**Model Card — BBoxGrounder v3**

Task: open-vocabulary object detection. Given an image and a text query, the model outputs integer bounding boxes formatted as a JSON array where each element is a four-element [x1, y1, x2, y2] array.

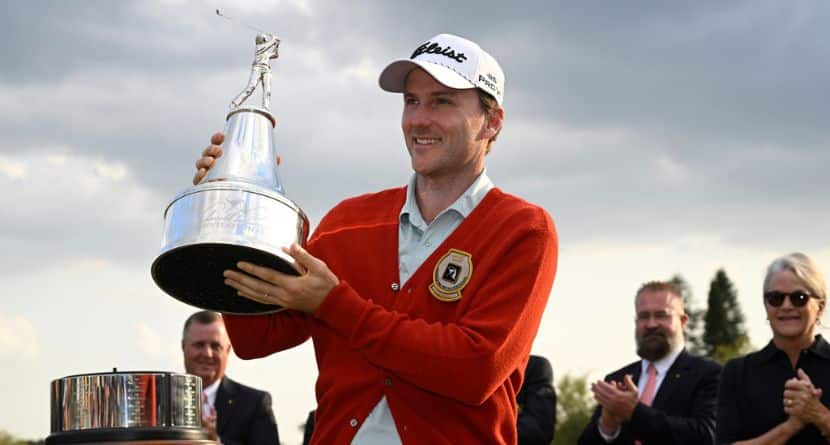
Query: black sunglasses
[[763, 290, 815, 308]]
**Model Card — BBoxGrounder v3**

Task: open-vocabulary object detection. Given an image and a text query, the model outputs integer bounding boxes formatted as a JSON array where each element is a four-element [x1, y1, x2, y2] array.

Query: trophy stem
[[228, 106, 276, 127], [202, 106, 284, 194]]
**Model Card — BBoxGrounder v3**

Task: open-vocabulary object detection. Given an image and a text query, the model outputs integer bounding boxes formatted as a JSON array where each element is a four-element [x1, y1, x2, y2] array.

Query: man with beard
[[182, 311, 280, 445], [577, 281, 721, 445]]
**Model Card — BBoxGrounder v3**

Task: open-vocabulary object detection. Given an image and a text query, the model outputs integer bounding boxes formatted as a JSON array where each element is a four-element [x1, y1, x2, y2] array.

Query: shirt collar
[[759, 334, 830, 363], [203, 378, 220, 402], [641, 341, 685, 377], [399, 170, 494, 228], [757, 340, 779, 364], [812, 334, 830, 359]]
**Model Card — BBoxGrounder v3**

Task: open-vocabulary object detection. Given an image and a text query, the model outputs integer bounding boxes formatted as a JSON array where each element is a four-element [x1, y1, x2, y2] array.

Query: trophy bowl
[[151, 107, 309, 314], [47, 371, 212, 444]]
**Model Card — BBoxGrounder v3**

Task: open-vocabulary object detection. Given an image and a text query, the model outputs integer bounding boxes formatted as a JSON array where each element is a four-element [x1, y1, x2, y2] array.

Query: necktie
[[641, 363, 658, 406], [202, 390, 212, 417], [635, 364, 658, 445]]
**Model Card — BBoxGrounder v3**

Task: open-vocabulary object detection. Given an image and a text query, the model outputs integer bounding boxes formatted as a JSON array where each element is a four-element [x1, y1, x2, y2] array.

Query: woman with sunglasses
[[716, 252, 830, 444]]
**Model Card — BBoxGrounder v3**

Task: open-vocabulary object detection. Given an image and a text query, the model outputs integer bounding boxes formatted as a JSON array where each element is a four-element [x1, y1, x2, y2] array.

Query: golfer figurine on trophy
[[231, 33, 281, 110]]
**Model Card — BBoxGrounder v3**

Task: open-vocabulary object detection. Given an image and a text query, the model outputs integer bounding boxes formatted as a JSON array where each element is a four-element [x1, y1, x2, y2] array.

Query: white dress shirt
[[202, 379, 220, 417]]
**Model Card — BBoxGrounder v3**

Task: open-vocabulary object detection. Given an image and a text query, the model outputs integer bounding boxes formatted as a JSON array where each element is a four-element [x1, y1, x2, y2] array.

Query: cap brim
[[379, 59, 475, 93]]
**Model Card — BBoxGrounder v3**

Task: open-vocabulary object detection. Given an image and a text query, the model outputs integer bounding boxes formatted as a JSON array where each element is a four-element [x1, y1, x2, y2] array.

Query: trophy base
[[151, 243, 299, 314], [46, 428, 211, 444]]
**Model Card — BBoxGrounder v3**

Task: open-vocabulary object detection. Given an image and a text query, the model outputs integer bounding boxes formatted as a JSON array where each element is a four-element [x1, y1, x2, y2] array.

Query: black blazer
[[578, 350, 721, 445], [517, 355, 557, 445], [216, 376, 280, 445]]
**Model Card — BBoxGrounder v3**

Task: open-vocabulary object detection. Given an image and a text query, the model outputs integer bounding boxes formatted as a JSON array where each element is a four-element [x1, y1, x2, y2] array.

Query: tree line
[[552, 269, 750, 445], [0, 431, 42, 445]]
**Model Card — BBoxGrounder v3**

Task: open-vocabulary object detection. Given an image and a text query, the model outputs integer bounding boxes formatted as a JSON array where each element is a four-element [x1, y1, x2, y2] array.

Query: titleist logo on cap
[[411, 42, 468, 63]]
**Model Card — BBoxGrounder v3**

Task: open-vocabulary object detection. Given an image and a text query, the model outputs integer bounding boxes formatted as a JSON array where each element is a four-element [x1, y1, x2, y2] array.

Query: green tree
[[703, 269, 751, 362], [0, 430, 37, 445], [552, 373, 594, 445], [670, 274, 706, 356]]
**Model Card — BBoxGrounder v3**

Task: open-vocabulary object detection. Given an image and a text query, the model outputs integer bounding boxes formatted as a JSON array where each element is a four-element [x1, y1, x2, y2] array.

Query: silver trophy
[[151, 27, 308, 314]]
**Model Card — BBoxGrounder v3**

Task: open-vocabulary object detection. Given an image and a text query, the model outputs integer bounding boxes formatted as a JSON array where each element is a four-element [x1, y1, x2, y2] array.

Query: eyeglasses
[[636, 311, 673, 322], [763, 290, 815, 308]]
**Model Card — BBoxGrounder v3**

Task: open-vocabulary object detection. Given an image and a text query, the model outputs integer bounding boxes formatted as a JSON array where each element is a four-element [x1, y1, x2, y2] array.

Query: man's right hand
[[193, 132, 225, 185]]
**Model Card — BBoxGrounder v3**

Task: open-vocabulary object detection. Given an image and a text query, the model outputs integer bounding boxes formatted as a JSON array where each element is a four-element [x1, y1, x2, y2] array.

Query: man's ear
[[482, 107, 504, 139]]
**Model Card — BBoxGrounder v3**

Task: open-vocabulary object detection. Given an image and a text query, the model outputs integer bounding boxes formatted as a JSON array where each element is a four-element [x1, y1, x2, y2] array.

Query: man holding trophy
[[191, 33, 558, 444]]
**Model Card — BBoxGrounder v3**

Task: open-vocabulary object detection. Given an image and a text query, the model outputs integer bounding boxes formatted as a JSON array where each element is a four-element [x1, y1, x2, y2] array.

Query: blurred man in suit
[[578, 281, 721, 445], [302, 410, 315, 445], [517, 355, 557, 445], [182, 310, 280, 445]]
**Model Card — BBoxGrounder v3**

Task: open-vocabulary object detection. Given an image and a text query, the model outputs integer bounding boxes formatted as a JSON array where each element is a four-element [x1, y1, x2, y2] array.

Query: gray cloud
[[1, 0, 828, 274]]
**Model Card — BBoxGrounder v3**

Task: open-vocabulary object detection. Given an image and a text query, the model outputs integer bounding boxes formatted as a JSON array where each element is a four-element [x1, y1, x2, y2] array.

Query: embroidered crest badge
[[429, 249, 473, 302]]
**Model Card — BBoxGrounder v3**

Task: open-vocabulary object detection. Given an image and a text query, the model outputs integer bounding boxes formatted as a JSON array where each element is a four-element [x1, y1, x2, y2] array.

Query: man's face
[[182, 321, 231, 387], [635, 290, 688, 361], [401, 68, 495, 180]]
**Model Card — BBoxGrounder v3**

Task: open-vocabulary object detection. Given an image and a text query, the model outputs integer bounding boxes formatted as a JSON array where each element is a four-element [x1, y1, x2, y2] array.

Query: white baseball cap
[[379, 33, 505, 105]]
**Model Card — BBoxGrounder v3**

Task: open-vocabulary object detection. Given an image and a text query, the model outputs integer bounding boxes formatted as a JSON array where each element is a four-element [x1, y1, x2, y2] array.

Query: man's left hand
[[592, 374, 640, 422], [223, 243, 340, 313]]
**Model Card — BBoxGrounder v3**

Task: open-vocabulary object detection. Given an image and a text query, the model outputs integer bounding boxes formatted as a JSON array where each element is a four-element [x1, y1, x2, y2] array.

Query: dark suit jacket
[[578, 350, 721, 445], [517, 355, 557, 445], [216, 376, 280, 445]]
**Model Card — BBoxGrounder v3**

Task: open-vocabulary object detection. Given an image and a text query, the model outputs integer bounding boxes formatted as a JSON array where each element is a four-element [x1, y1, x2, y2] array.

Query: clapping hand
[[592, 375, 640, 434], [784, 368, 827, 426]]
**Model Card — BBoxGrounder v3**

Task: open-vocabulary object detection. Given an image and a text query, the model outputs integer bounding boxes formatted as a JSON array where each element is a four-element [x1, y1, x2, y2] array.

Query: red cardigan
[[224, 186, 558, 444]]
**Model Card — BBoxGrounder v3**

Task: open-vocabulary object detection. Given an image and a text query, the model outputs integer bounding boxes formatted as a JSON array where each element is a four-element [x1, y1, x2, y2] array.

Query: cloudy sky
[[1, 1, 828, 443]]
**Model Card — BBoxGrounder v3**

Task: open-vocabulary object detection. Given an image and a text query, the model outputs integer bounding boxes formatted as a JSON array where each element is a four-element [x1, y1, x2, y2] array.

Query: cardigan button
[[384, 378, 392, 386], [349, 418, 358, 427], [391, 282, 400, 291]]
